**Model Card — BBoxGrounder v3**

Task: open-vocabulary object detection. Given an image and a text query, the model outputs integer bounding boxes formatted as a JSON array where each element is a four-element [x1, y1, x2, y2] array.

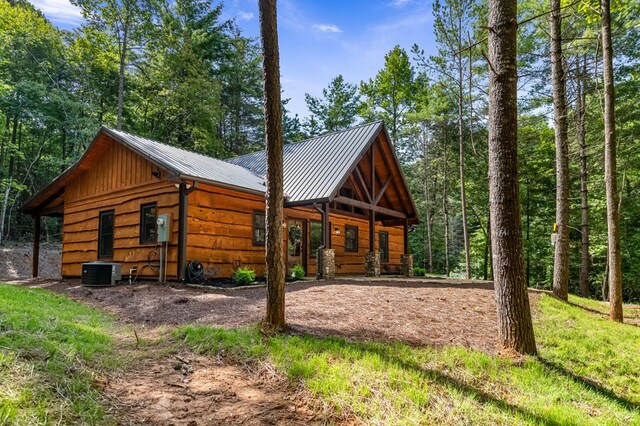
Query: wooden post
[[177, 182, 188, 281], [322, 201, 330, 249], [369, 143, 376, 252], [32, 215, 41, 278]]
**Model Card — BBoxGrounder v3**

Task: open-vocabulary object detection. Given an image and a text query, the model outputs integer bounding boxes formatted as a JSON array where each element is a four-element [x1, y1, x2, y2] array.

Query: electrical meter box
[[157, 214, 171, 242]]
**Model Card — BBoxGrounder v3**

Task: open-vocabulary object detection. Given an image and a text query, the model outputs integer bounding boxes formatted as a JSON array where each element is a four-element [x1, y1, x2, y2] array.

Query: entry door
[[287, 219, 306, 273]]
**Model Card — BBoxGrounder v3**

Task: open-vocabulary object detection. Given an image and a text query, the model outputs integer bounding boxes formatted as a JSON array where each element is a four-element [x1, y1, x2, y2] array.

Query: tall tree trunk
[[577, 55, 590, 298], [442, 129, 450, 277], [550, 0, 570, 301], [117, 24, 129, 130], [601, 0, 623, 322], [458, 40, 471, 280], [525, 171, 531, 287], [423, 125, 434, 273], [259, 0, 286, 329], [487, 0, 537, 354]]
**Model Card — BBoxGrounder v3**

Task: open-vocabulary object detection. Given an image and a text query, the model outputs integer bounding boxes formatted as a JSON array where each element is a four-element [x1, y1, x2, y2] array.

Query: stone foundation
[[317, 249, 335, 280], [365, 251, 381, 277], [401, 254, 414, 277]]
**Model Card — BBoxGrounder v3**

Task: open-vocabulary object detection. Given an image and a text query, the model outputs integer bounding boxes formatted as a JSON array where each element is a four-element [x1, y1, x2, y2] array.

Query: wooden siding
[[187, 183, 405, 278], [62, 140, 178, 278]]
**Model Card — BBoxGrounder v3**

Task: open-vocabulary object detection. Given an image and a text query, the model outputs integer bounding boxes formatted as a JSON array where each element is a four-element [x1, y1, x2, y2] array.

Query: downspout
[[177, 180, 198, 282]]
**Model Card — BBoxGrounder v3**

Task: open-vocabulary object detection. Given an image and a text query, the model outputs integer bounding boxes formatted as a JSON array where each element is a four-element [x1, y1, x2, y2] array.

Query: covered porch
[[285, 126, 418, 278]]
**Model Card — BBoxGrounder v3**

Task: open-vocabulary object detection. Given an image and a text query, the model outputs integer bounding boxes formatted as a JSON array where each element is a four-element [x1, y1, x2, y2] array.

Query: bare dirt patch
[[23, 277, 500, 352], [0, 243, 61, 280], [107, 351, 325, 426]]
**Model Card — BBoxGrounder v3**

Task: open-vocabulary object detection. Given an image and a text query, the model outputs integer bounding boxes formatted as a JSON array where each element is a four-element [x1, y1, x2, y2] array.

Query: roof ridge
[[226, 120, 384, 162]]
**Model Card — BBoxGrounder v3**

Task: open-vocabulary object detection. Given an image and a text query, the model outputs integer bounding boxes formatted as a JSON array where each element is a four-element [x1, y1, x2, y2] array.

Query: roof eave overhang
[[175, 174, 268, 198]]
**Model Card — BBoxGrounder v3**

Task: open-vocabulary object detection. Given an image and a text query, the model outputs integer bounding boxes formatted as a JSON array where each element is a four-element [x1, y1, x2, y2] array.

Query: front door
[[287, 219, 306, 273]]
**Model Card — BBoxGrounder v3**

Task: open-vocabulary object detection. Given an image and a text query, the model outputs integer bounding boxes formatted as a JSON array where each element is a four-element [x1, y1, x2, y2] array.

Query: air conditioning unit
[[82, 262, 122, 287]]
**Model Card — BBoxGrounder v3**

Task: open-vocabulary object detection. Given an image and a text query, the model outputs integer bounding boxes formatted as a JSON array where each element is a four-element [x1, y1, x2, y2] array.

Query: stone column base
[[317, 249, 335, 280], [401, 254, 414, 277], [365, 251, 381, 277]]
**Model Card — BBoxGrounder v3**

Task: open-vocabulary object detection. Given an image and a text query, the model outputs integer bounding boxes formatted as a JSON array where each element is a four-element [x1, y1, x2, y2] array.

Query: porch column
[[32, 214, 41, 278], [317, 201, 335, 280], [322, 201, 330, 249]]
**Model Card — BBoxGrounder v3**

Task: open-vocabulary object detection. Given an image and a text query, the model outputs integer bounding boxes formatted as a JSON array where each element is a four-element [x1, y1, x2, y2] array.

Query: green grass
[[0, 284, 121, 425], [176, 294, 640, 425], [567, 294, 640, 321]]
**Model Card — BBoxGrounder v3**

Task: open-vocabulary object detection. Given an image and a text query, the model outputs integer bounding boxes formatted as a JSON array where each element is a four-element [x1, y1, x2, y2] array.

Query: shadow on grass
[[537, 357, 640, 411], [560, 299, 640, 328], [275, 329, 562, 425]]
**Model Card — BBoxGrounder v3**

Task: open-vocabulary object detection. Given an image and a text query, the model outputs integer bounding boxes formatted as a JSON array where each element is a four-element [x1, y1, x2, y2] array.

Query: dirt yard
[[24, 277, 500, 352]]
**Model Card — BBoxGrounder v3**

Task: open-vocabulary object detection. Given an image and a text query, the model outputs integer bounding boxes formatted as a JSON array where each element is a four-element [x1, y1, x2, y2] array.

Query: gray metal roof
[[104, 127, 267, 194], [226, 121, 383, 203]]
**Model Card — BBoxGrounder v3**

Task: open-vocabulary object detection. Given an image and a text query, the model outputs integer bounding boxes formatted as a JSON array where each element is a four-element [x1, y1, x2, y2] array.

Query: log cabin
[[21, 121, 419, 281]]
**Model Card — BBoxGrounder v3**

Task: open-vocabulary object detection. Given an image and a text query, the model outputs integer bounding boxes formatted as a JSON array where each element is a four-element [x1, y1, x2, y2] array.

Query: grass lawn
[[176, 294, 640, 425], [0, 284, 121, 425]]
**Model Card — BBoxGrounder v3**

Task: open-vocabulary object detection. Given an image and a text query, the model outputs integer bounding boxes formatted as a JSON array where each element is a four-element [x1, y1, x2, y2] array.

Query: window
[[140, 203, 157, 244], [310, 221, 323, 256], [253, 211, 265, 246], [98, 210, 115, 259], [345, 225, 358, 252], [379, 231, 389, 262]]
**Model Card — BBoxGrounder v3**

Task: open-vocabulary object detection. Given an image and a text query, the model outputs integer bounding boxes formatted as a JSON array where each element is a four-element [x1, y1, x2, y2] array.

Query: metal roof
[[103, 128, 267, 194], [227, 121, 384, 203]]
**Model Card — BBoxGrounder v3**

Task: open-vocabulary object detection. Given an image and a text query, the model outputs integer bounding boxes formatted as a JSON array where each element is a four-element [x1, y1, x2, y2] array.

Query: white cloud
[[237, 11, 254, 21], [389, 0, 412, 6], [312, 23, 342, 33], [29, 0, 84, 26]]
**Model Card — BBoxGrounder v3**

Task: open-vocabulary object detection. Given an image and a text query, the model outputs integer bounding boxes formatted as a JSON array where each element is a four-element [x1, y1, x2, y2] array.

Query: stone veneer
[[401, 254, 414, 277], [365, 251, 381, 277], [317, 248, 335, 280]]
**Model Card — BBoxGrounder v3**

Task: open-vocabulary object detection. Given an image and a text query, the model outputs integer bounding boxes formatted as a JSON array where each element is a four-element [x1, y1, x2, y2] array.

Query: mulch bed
[[23, 277, 501, 352]]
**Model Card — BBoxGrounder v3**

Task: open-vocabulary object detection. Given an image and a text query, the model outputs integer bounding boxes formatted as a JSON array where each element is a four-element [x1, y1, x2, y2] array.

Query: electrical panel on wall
[[157, 214, 171, 242]]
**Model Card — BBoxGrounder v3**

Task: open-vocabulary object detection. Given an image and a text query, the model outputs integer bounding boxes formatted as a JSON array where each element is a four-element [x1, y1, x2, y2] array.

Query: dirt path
[[107, 349, 324, 425]]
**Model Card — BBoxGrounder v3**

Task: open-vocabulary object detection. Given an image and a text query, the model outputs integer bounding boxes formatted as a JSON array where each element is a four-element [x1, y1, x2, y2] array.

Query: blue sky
[[28, 0, 436, 118]]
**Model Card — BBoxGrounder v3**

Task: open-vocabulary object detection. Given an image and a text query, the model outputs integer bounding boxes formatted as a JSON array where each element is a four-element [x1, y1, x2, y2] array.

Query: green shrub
[[291, 264, 305, 279], [413, 267, 426, 276], [233, 267, 256, 285]]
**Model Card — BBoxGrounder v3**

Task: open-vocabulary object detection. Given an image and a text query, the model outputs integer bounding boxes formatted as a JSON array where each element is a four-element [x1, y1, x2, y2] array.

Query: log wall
[[187, 183, 405, 278]]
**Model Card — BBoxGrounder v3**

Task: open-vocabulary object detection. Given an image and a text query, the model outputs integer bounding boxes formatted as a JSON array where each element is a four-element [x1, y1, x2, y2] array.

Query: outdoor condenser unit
[[81, 262, 122, 287]]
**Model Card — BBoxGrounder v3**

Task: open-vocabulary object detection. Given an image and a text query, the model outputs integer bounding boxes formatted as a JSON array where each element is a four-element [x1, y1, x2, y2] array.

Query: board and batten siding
[[62, 140, 179, 278]]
